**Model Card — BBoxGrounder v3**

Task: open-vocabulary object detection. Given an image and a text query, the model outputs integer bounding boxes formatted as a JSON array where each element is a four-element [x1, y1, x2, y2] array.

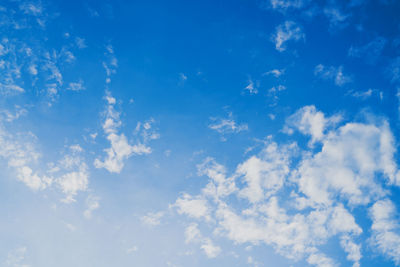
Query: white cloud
[[1, 106, 27, 122], [293, 121, 398, 206], [314, 64, 351, 86], [184, 223, 221, 258], [197, 157, 236, 200], [236, 142, 293, 203], [172, 193, 211, 221], [55, 145, 89, 203], [264, 68, 285, 78], [172, 105, 400, 266], [83, 195, 100, 219], [94, 93, 152, 173], [268, 0, 309, 12], [0, 117, 91, 201], [284, 105, 341, 144], [340, 235, 362, 267], [348, 89, 375, 99], [245, 78, 258, 94], [75, 37, 87, 49], [141, 211, 164, 226], [272, 21, 305, 52], [200, 239, 221, 258], [19, 2, 43, 16], [126, 246, 138, 254], [209, 112, 248, 138], [369, 199, 400, 264], [67, 80, 85, 91], [323, 7, 349, 28], [307, 252, 337, 267], [103, 45, 118, 84], [269, 84, 286, 93]]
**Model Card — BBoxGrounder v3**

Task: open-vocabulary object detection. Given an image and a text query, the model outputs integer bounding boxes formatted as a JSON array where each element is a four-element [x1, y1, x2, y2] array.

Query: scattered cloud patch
[[185, 223, 221, 258], [369, 199, 400, 265], [141, 211, 164, 226], [208, 112, 248, 140], [172, 106, 400, 266], [268, 0, 309, 12], [5, 246, 29, 267], [272, 21, 305, 52], [314, 64, 351, 86], [264, 68, 285, 78], [67, 80, 85, 91], [245, 78, 259, 94], [94, 93, 153, 173], [84, 195, 100, 219]]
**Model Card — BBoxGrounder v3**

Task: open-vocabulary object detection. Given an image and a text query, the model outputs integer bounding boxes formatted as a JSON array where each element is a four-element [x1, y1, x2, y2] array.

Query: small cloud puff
[[272, 21, 305, 52]]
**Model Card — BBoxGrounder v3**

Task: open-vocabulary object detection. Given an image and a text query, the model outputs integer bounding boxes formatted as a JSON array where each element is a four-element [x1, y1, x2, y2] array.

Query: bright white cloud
[[184, 223, 221, 258], [94, 93, 152, 173], [209, 112, 248, 138], [369, 199, 400, 265], [172, 105, 400, 266], [272, 21, 305, 52], [284, 105, 341, 144], [172, 193, 211, 221]]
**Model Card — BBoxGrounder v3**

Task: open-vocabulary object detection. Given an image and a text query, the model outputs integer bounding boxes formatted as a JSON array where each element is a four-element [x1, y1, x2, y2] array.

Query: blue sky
[[1, 0, 400, 266]]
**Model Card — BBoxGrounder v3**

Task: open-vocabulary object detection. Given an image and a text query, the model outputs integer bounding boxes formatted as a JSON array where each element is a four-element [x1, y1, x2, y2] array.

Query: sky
[[1, 0, 400, 266]]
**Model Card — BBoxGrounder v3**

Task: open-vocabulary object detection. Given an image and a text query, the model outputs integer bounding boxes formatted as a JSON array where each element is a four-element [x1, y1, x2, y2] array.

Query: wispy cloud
[[314, 64, 351, 86], [348, 37, 386, 64], [264, 68, 285, 78], [141, 211, 164, 226], [94, 93, 153, 173], [272, 21, 305, 52], [208, 112, 248, 140], [244, 78, 258, 94]]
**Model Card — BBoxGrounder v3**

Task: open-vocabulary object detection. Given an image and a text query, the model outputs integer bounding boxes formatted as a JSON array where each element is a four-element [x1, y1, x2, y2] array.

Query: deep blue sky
[[1, 0, 400, 266]]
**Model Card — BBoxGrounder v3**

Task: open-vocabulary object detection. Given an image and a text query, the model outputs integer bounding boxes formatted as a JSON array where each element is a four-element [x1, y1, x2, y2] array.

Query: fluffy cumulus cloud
[[272, 21, 305, 52], [171, 105, 400, 266], [94, 93, 153, 173]]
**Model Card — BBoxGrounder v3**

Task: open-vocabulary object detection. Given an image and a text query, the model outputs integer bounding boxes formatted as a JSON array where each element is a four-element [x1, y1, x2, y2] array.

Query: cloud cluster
[[94, 93, 153, 173], [172, 105, 400, 266], [0, 115, 90, 202], [272, 21, 305, 52]]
